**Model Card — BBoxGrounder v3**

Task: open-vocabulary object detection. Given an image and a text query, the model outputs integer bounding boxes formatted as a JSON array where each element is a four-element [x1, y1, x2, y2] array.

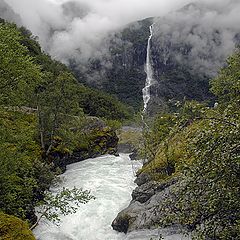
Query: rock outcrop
[[50, 117, 119, 172], [117, 126, 143, 159], [112, 173, 178, 233]]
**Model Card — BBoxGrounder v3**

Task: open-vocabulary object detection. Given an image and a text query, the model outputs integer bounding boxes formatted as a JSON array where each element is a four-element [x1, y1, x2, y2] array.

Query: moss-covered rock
[[0, 213, 36, 240], [67, 120, 119, 164], [117, 126, 143, 157], [50, 117, 119, 169]]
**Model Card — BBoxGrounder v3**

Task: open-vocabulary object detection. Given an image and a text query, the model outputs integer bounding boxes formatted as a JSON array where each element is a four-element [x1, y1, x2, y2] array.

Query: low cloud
[[153, 0, 240, 76], [0, 0, 22, 24], [2, 0, 240, 71], [4, 0, 191, 63]]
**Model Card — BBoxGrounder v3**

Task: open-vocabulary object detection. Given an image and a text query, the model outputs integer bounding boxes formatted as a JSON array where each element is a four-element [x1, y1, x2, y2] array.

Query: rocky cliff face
[[147, 2, 239, 114], [71, 3, 239, 114], [71, 18, 152, 110]]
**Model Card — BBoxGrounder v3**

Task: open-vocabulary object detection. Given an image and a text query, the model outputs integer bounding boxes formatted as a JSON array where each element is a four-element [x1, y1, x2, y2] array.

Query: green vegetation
[[17, 23, 132, 121], [77, 85, 132, 120], [0, 213, 36, 240], [31, 187, 95, 230], [118, 128, 143, 148], [0, 108, 54, 220], [0, 23, 42, 106], [70, 18, 152, 110], [140, 50, 240, 239], [1, 14, 239, 239], [0, 19, 129, 233]]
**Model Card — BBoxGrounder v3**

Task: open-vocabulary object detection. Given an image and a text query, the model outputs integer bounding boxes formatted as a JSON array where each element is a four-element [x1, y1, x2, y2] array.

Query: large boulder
[[112, 177, 178, 233], [50, 117, 119, 171], [112, 186, 171, 232]]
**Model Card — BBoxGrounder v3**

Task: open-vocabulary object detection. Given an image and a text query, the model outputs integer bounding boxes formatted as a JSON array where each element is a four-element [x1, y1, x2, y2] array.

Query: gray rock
[[112, 178, 179, 233], [132, 178, 178, 204], [112, 185, 172, 233], [129, 149, 141, 160], [134, 172, 151, 186], [117, 143, 134, 153], [132, 181, 159, 203]]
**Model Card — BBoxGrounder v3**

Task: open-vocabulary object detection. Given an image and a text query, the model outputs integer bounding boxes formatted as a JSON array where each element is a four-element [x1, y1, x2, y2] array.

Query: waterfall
[[142, 24, 154, 114]]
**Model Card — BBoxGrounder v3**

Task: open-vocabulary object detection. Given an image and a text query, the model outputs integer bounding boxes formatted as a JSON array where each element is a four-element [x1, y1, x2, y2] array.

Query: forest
[[0, 20, 131, 239]]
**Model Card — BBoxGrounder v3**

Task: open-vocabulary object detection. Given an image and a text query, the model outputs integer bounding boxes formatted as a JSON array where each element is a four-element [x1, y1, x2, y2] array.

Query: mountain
[[70, 2, 239, 113], [70, 18, 152, 110], [1, 1, 239, 114], [149, 2, 239, 113]]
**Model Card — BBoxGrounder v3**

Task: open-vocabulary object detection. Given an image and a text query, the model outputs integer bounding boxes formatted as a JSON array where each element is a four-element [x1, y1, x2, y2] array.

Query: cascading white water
[[33, 154, 189, 240], [34, 154, 140, 240], [142, 24, 154, 114]]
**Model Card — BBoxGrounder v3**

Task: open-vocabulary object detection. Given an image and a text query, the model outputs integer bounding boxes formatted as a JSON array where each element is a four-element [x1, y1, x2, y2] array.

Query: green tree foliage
[[31, 187, 95, 229], [160, 104, 239, 239], [17, 25, 132, 122], [0, 20, 121, 228], [0, 108, 54, 220], [77, 85, 132, 120], [35, 71, 83, 153], [210, 49, 240, 103], [0, 23, 42, 106], [141, 50, 240, 239]]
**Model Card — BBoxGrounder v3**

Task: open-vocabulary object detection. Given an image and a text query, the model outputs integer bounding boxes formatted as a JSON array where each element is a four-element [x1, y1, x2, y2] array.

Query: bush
[[0, 213, 36, 240]]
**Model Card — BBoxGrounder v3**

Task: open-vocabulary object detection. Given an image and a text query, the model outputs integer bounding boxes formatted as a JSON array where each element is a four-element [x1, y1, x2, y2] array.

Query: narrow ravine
[[33, 154, 153, 240], [34, 154, 189, 240]]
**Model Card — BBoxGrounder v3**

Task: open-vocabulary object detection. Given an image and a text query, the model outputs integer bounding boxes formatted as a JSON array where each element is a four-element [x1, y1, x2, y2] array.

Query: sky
[[4, 0, 192, 62], [3, 0, 240, 66]]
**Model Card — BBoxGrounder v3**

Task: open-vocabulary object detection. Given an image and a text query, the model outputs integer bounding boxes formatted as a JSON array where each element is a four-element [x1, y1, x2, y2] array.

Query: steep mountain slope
[[70, 2, 239, 113], [149, 2, 239, 113], [70, 18, 152, 110], [1, 1, 239, 113]]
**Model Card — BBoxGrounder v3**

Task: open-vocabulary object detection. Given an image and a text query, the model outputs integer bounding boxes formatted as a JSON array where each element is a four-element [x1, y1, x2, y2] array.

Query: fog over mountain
[[3, 0, 189, 63], [0, 0, 21, 25], [0, 0, 240, 75], [153, 1, 240, 77]]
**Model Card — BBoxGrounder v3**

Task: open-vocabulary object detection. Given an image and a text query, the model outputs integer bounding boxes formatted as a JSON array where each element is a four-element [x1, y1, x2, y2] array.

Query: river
[[34, 154, 188, 240]]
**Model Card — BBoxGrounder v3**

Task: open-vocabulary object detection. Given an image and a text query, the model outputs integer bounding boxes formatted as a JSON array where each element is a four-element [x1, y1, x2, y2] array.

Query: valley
[[0, 1, 239, 240]]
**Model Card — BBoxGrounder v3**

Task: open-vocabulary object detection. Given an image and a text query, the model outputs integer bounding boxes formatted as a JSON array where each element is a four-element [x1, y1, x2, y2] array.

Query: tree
[[0, 23, 42, 106], [158, 50, 240, 239], [35, 71, 83, 154], [30, 187, 95, 230], [210, 49, 240, 104], [0, 108, 54, 220]]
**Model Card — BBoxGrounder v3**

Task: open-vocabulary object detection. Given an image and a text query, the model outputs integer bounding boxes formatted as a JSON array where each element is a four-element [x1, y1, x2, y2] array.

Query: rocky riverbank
[[50, 117, 119, 172], [111, 171, 179, 233]]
